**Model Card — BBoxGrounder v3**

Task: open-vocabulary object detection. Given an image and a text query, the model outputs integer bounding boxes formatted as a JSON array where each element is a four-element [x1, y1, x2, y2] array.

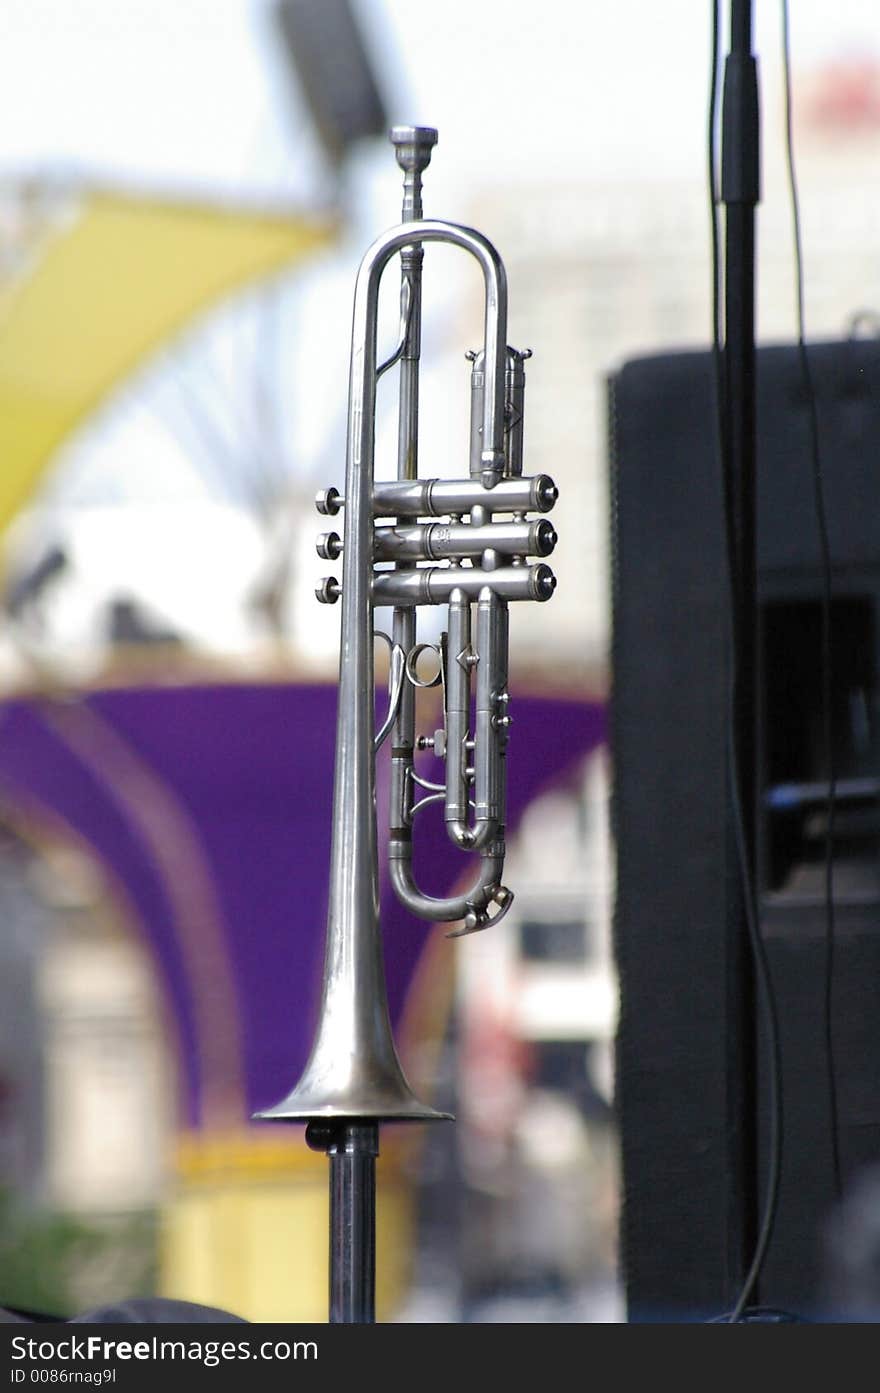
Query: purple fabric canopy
[[0, 682, 604, 1128]]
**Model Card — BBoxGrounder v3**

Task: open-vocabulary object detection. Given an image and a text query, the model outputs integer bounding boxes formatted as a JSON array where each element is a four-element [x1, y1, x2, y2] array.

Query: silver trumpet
[[257, 127, 558, 1323]]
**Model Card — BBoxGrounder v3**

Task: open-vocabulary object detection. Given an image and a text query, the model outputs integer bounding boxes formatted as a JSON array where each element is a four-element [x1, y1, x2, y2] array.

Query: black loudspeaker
[[609, 338, 880, 1322]]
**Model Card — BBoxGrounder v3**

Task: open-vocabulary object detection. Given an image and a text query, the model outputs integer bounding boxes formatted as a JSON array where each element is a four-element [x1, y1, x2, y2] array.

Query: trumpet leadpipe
[[372, 517, 557, 563], [371, 474, 558, 519], [371, 563, 556, 607]]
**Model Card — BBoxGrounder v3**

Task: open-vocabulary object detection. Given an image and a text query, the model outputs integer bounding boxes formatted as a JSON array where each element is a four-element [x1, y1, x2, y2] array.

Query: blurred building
[[452, 746, 619, 1318], [0, 825, 173, 1315]]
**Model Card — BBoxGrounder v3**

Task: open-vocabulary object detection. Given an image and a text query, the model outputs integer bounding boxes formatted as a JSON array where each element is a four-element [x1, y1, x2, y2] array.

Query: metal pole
[[307, 1122, 378, 1324], [720, 0, 761, 1303]]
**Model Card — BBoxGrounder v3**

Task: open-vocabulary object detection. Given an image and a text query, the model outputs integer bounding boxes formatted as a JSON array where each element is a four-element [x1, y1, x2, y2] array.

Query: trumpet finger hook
[[445, 885, 514, 938]]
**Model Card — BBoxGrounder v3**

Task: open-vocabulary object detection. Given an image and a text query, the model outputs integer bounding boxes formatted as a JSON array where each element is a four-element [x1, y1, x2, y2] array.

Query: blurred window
[[519, 917, 588, 965]]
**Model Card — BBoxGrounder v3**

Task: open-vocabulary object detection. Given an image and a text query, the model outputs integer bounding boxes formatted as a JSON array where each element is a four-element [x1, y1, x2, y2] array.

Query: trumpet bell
[[254, 967, 452, 1122], [255, 1074, 451, 1124], [257, 1082, 450, 1125]]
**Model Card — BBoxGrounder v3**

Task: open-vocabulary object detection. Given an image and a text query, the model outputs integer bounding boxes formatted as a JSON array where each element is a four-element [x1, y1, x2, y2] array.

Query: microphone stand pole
[[720, 0, 761, 1304]]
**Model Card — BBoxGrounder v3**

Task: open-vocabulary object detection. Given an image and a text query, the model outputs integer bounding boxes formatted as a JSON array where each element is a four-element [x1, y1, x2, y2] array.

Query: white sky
[[0, 1, 876, 198], [0, 0, 877, 655]]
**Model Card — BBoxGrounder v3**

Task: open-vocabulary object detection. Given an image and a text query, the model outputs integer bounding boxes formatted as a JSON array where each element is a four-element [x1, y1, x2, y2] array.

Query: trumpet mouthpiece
[[389, 125, 438, 174]]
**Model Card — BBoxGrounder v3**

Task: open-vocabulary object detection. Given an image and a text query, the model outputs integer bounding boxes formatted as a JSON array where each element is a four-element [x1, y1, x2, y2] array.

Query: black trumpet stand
[[306, 1122, 378, 1324], [720, 0, 761, 1303]]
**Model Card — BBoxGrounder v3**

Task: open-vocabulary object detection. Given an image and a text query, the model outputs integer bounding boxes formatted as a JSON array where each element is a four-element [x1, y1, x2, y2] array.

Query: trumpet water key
[[257, 126, 558, 1323]]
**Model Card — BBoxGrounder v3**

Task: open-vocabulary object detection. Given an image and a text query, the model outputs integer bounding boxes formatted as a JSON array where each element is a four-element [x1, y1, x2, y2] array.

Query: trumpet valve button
[[316, 577, 341, 604], [316, 531, 342, 560], [534, 519, 558, 556], [535, 476, 559, 512], [532, 564, 557, 601], [315, 487, 344, 516]]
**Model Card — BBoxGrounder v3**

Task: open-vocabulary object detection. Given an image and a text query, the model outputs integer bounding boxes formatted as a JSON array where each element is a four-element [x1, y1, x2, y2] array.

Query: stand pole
[[720, 0, 761, 1302], [307, 1122, 379, 1324]]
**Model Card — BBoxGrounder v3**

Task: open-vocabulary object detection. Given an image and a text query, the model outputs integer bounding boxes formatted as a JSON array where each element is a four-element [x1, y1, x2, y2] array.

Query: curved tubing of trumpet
[[350, 220, 508, 488], [387, 838, 506, 929], [444, 819, 498, 853]]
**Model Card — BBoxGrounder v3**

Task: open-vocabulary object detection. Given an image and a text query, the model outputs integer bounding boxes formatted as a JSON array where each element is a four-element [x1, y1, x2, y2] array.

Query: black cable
[[708, 1305, 808, 1322], [709, 0, 723, 365], [709, 0, 784, 1323], [781, 0, 842, 1205]]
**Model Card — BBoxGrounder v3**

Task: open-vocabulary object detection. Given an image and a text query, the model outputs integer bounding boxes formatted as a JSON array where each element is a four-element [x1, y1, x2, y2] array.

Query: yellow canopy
[[0, 189, 336, 533]]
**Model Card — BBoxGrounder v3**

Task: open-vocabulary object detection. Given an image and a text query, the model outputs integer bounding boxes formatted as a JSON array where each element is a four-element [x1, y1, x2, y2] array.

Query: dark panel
[[609, 338, 880, 1322], [609, 350, 733, 1322]]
